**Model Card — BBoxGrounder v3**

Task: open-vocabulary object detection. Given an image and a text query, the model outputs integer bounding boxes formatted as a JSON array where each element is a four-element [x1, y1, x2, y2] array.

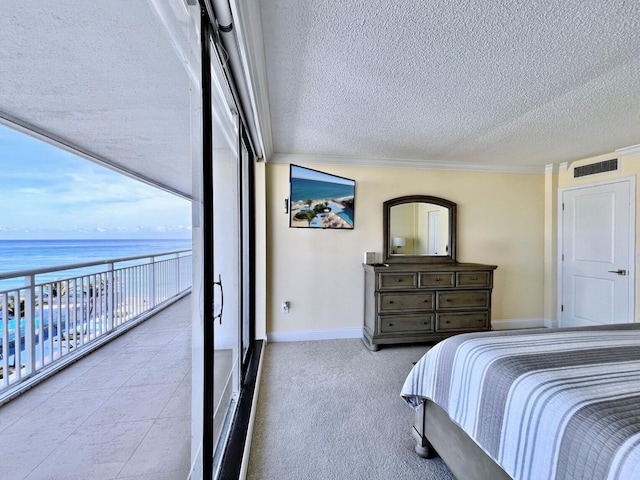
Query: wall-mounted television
[[289, 164, 355, 229]]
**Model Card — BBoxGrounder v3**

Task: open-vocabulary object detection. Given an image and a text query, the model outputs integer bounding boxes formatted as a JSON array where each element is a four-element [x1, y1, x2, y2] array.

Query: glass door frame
[[239, 130, 255, 382], [200, 4, 257, 477], [201, 11, 216, 478]]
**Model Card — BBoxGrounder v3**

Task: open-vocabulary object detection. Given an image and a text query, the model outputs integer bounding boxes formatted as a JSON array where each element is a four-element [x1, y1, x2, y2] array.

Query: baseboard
[[269, 321, 552, 340], [267, 327, 362, 343], [491, 318, 547, 330], [544, 318, 559, 328]]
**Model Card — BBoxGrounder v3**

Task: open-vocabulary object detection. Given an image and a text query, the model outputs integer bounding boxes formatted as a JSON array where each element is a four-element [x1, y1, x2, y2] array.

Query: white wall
[[261, 160, 546, 340]]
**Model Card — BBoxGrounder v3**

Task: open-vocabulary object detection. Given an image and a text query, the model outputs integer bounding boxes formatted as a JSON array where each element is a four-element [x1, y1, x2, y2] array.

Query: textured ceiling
[[258, 0, 640, 171], [2, 1, 639, 188], [0, 1, 194, 197]]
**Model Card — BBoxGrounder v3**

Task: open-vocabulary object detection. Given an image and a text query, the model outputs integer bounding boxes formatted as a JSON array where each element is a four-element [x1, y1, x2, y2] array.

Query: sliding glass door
[[210, 43, 241, 470], [198, 7, 257, 478]]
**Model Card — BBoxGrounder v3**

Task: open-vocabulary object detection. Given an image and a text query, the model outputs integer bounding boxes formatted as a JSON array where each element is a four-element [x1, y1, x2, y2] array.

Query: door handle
[[608, 269, 627, 276], [213, 274, 224, 324]]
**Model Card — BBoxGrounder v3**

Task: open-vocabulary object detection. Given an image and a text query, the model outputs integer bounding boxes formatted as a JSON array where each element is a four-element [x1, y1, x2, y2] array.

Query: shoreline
[[290, 196, 354, 228]]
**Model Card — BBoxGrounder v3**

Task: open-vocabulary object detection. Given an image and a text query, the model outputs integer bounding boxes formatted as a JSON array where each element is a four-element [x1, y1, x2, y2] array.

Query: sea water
[[0, 238, 192, 294], [290, 178, 355, 227], [0, 238, 191, 275], [0, 238, 192, 357], [290, 178, 354, 203]]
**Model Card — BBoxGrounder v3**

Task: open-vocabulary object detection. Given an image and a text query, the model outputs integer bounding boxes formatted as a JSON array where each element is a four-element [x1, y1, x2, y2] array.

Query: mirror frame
[[383, 195, 457, 264]]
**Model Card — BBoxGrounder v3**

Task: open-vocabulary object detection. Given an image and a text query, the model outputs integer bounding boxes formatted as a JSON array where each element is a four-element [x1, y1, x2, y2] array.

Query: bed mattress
[[401, 324, 640, 480]]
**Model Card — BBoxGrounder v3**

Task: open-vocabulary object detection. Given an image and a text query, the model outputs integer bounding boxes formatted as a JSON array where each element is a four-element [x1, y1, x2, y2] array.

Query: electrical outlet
[[281, 301, 290, 313]]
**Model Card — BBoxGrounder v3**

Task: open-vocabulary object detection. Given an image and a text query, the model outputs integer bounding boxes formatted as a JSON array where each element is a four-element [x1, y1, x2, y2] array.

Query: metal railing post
[[107, 263, 114, 332], [150, 256, 156, 308], [24, 275, 36, 377], [176, 253, 181, 292], [1, 292, 9, 388]]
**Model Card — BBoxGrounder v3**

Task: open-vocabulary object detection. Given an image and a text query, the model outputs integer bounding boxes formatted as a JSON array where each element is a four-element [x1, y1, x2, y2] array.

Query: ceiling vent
[[573, 158, 618, 178]]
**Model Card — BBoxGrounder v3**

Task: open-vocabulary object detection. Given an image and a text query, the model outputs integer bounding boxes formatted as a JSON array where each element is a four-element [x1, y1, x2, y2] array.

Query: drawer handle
[[397, 278, 403, 282], [388, 323, 394, 327], [435, 278, 441, 282], [446, 298, 452, 302], [445, 320, 450, 324], [424, 299, 429, 303], [423, 321, 428, 325], [470, 276, 478, 280], [389, 300, 394, 304], [477, 319, 483, 322], [476, 298, 484, 302]]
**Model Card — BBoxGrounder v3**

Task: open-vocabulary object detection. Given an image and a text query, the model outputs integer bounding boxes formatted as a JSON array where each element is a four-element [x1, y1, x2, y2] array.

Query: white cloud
[[1, 125, 192, 240]]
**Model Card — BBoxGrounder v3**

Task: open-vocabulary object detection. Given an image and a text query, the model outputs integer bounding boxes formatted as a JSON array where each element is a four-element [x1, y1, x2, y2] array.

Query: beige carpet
[[247, 339, 456, 480]]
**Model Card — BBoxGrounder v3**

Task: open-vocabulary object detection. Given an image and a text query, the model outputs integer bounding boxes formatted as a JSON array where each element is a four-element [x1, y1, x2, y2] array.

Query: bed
[[401, 324, 640, 480]]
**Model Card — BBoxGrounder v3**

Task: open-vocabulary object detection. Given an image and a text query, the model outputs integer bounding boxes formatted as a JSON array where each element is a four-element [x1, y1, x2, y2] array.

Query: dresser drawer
[[379, 292, 434, 312], [379, 314, 434, 333], [378, 272, 418, 290], [437, 312, 489, 331], [419, 272, 455, 288], [363, 262, 497, 350], [437, 290, 489, 309], [457, 271, 491, 287]]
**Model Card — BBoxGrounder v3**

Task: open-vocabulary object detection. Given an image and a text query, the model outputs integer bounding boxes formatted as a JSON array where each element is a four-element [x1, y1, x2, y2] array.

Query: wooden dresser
[[362, 262, 497, 350]]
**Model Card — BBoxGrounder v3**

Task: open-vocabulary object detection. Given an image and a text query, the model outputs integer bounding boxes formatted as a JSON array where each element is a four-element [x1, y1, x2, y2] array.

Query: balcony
[[0, 250, 193, 478], [0, 293, 192, 479], [1, 250, 192, 399]]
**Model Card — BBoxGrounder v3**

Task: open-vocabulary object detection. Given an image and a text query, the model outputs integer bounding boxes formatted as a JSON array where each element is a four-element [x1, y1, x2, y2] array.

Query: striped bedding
[[400, 324, 640, 480]]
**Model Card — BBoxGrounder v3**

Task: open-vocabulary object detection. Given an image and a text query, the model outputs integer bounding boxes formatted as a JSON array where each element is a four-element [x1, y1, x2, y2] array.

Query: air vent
[[574, 158, 618, 178]]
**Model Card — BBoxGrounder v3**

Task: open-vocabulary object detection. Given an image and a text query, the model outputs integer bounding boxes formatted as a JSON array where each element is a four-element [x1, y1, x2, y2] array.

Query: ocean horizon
[[290, 177, 354, 203], [0, 238, 192, 277], [0, 238, 192, 358]]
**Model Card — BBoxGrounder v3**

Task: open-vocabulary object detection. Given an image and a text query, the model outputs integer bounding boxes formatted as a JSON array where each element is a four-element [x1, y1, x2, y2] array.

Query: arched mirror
[[383, 195, 457, 264]]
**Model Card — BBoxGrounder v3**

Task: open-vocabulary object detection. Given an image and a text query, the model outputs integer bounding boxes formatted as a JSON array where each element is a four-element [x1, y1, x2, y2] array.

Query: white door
[[428, 211, 440, 255], [560, 178, 634, 327]]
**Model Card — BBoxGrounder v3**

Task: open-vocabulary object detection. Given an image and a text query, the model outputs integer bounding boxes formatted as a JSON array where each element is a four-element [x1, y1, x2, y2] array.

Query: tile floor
[[0, 295, 192, 480]]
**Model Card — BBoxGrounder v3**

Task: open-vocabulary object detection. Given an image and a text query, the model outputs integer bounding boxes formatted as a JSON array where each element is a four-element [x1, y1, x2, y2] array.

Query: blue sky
[[0, 125, 191, 240]]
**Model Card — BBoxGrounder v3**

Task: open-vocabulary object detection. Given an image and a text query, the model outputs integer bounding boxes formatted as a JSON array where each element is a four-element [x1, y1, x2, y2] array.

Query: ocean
[[0, 238, 192, 281], [0, 238, 192, 358], [290, 178, 354, 203]]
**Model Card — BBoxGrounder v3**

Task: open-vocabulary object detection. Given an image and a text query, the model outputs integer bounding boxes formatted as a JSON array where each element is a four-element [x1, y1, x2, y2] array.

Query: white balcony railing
[[0, 249, 192, 403]]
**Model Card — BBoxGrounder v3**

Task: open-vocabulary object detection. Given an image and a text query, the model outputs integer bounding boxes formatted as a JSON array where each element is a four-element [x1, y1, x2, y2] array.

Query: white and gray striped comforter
[[401, 325, 640, 480]]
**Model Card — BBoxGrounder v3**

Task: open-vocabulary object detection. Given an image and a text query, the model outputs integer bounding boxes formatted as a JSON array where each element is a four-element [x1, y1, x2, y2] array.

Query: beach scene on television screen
[[290, 165, 355, 229]]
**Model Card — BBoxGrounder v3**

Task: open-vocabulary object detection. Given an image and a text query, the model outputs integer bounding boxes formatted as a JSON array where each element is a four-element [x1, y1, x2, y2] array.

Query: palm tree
[[7, 295, 25, 318], [41, 281, 67, 307], [83, 278, 108, 316], [49, 281, 67, 299], [39, 281, 65, 306]]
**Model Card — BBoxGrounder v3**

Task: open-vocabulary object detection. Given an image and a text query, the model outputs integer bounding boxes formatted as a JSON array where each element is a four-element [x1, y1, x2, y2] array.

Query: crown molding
[[267, 153, 545, 174], [616, 144, 640, 157]]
